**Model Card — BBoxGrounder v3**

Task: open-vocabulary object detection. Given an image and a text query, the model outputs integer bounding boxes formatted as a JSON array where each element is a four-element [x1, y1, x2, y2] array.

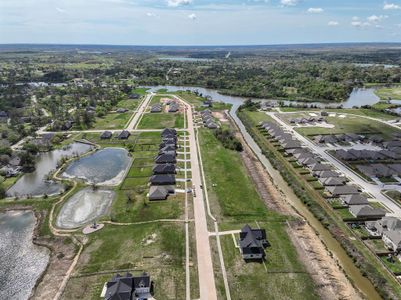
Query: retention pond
[[56, 188, 115, 229]]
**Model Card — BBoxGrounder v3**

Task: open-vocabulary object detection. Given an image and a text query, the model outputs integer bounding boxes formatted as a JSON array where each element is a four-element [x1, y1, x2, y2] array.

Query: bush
[[213, 128, 243, 152]]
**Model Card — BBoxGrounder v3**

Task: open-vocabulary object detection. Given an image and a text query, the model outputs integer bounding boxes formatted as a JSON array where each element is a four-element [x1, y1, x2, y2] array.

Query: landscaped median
[[238, 108, 401, 299]]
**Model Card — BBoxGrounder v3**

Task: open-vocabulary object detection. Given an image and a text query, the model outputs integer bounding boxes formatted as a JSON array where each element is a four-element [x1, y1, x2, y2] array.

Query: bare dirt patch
[[213, 111, 229, 123]]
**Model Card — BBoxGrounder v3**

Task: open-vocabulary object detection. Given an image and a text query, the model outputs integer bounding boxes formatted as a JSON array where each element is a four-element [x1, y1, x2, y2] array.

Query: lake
[[56, 188, 115, 229], [62, 148, 132, 185], [0, 211, 49, 300], [7, 142, 93, 198]]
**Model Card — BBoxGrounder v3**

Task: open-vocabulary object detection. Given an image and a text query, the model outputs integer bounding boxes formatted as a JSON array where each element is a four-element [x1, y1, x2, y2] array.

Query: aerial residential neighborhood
[[3, 1, 401, 300]]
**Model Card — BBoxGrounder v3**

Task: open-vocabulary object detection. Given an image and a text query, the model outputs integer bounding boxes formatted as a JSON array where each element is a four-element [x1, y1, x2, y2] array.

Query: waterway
[[7, 142, 93, 198], [144, 85, 383, 109], [62, 148, 132, 185], [0, 210, 49, 300], [56, 188, 115, 229], [146, 84, 382, 299]]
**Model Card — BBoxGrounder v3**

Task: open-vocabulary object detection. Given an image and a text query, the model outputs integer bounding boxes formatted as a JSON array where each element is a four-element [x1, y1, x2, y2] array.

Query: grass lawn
[[385, 190, 401, 203], [62, 223, 186, 300], [335, 208, 355, 220], [380, 255, 401, 274], [375, 86, 401, 100], [199, 128, 267, 220], [138, 113, 185, 129], [219, 221, 319, 300], [93, 112, 131, 130], [295, 114, 398, 138], [365, 239, 388, 253], [115, 99, 139, 110]]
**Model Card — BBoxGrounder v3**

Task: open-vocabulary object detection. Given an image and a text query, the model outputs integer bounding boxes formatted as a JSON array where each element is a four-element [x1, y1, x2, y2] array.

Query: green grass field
[[62, 223, 187, 300], [138, 113, 185, 129], [93, 112, 131, 129], [375, 86, 401, 100]]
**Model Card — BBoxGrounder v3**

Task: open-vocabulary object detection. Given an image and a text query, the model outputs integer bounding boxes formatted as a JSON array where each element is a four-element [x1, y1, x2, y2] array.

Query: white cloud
[[167, 0, 192, 7], [352, 16, 360, 21], [384, 3, 401, 10], [188, 13, 196, 20], [280, 0, 299, 7], [146, 12, 156, 17], [351, 21, 370, 28], [328, 21, 339, 26], [367, 15, 388, 22], [307, 7, 323, 13]]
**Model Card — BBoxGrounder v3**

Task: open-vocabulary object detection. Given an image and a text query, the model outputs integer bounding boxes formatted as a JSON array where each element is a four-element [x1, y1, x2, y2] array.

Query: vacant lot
[[93, 112, 131, 129], [294, 114, 397, 138], [375, 86, 401, 100], [62, 223, 187, 300], [138, 113, 185, 129]]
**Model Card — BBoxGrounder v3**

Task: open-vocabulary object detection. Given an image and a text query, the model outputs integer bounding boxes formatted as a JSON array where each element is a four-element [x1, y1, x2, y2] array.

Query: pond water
[[143, 85, 382, 109], [62, 148, 132, 185], [0, 210, 49, 300], [7, 143, 93, 198], [56, 188, 115, 229]]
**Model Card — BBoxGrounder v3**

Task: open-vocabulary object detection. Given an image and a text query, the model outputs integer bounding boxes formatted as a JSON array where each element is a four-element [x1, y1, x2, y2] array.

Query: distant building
[[100, 131, 113, 140], [117, 130, 131, 140], [0, 111, 8, 123], [239, 224, 269, 261]]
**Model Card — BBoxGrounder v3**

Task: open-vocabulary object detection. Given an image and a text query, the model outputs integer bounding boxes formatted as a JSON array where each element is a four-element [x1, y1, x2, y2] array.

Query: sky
[[1, 0, 401, 45]]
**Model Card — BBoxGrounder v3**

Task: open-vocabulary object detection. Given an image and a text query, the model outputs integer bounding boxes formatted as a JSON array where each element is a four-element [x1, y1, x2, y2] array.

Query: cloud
[[280, 0, 299, 7], [146, 12, 157, 17], [351, 21, 370, 28], [384, 3, 401, 10], [352, 16, 360, 21], [307, 7, 323, 13], [328, 21, 339, 26], [367, 15, 388, 22], [188, 13, 196, 20], [56, 7, 66, 14], [167, 0, 192, 7]]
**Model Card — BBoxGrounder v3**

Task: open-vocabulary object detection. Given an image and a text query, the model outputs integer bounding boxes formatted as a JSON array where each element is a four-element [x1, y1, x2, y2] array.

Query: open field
[[375, 86, 401, 100], [115, 99, 139, 110], [292, 114, 398, 138], [138, 113, 185, 129], [93, 112, 131, 130], [62, 223, 187, 300]]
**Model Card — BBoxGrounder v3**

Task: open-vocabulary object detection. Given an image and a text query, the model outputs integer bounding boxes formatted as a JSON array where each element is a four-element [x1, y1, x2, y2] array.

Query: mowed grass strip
[[199, 129, 267, 218], [138, 113, 185, 129], [93, 112, 131, 129]]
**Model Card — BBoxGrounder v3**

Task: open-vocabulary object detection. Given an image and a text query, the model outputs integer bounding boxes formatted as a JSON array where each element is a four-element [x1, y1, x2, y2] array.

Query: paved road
[[268, 112, 401, 217], [126, 92, 154, 130], [173, 95, 218, 300]]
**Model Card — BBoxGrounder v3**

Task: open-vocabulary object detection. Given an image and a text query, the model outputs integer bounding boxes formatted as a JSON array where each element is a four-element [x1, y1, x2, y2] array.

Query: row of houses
[[148, 128, 177, 201], [289, 116, 325, 125], [261, 121, 386, 219], [356, 163, 401, 178], [314, 133, 366, 145], [100, 130, 131, 140], [335, 149, 401, 161], [200, 110, 218, 129]]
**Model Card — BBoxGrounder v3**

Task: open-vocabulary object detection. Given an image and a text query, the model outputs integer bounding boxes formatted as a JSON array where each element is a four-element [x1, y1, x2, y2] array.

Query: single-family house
[[150, 174, 176, 185], [103, 272, 152, 300], [152, 164, 176, 175], [383, 231, 401, 251], [155, 154, 176, 164], [100, 131, 113, 139], [148, 185, 174, 200], [349, 205, 386, 219], [326, 185, 359, 197], [239, 224, 269, 261], [117, 130, 130, 140], [340, 194, 369, 206], [366, 216, 401, 236]]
